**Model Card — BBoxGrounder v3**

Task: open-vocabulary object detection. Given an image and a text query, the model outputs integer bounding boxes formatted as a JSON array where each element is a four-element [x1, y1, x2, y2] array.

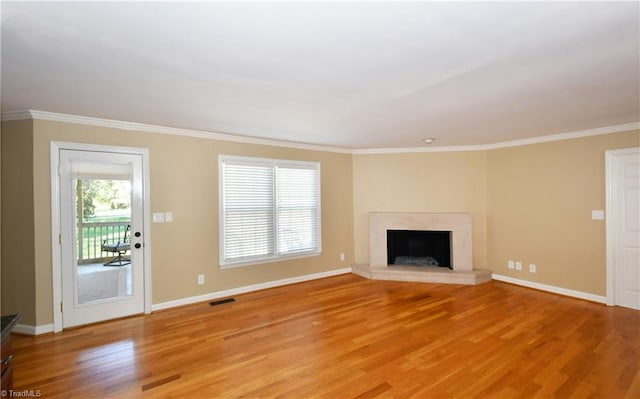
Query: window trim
[[218, 154, 322, 268]]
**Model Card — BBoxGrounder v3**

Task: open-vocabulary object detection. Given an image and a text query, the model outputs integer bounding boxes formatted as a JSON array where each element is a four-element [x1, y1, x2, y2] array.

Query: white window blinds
[[276, 165, 320, 255], [220, 156, 321, 267]]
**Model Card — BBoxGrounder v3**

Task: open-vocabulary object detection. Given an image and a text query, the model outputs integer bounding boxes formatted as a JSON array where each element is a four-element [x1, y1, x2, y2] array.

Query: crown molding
[[484, 121, 640, 150], [1, 110, 352, 154], [353, 121, 640, 154], [1, 110, 33, 121], [353, 145, 483, 154], [2, 110, 637, 154]]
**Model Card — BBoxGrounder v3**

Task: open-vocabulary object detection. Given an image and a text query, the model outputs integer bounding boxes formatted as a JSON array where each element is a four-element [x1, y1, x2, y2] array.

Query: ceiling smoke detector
[[422, 138, 436, 144]]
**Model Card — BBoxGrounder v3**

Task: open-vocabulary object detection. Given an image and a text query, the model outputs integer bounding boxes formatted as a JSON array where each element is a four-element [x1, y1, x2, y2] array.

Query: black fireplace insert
[[386, 229, 452, 268]]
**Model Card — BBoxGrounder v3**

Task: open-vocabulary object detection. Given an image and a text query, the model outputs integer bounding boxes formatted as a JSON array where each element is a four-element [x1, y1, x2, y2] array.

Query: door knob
[[134, 243, 142, 249]]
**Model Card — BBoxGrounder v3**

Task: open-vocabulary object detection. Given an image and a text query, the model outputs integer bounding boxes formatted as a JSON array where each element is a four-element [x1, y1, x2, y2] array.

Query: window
[[219, 155, 321, 267]]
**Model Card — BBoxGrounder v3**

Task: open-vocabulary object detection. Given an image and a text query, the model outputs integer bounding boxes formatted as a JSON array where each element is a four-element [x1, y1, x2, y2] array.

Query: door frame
[[50, 141, 152, 332], [605, 146, 639, 306]]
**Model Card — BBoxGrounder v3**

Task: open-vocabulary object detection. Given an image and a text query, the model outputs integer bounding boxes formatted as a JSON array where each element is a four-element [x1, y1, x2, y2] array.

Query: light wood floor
[[11, 274, 640, 398]]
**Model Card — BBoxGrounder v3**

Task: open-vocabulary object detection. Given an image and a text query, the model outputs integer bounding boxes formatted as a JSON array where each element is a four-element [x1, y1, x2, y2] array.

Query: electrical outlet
[[515, 261, 522, 271], [340, 253, 345, 261], [508, 260, 514, 269], [197, 274, 205, 285], [529, 264, 536, 273]]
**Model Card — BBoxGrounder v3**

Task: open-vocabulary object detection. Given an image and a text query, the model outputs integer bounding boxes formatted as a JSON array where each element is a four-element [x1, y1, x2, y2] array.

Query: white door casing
[[51, 142, 152, 332], [606, 147, 640, 310]]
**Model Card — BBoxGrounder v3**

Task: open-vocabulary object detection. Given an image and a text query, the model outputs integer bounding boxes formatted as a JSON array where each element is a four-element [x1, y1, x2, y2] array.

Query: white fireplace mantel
[[369, 212, 473, 271], [353, 212, 490, 285]]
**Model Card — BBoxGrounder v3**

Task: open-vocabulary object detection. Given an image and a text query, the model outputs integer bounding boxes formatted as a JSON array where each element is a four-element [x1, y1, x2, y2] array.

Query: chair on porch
[[101, 225, 131, 266]]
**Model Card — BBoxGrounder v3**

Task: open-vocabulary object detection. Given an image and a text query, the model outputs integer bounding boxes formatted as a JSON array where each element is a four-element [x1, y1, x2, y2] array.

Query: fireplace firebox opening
[[386, 230, 452, 269]]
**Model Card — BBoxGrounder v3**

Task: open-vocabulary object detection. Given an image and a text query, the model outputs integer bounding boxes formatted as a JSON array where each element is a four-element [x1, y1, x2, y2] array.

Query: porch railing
[[77, 221, 130, 264]]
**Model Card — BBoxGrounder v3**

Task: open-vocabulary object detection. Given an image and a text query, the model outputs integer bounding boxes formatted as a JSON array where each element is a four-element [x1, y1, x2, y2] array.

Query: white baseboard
[[151, 267, 352, 312], [492, 274, 607, 304], [13, 323, 54, 336]]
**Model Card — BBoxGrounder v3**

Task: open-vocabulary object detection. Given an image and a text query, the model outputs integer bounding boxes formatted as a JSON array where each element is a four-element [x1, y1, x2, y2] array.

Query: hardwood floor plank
[[10, 274, 640, 398], [352, 382, 393, 399], [141, 374, 182, 392]]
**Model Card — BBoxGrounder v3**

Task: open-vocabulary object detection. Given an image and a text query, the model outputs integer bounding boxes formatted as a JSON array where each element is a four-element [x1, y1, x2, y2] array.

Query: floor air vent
[[209, 298, 235, 306]]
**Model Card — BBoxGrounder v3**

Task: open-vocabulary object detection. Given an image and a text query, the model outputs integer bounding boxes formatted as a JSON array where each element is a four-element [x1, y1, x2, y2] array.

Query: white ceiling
[[1, 1, 639, 149]]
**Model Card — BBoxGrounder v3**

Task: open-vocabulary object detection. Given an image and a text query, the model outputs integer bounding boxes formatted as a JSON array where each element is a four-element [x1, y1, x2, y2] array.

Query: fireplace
[[368, 212, 472, 271], [353, 212, 491, 285], [387, 230, 452, 268]]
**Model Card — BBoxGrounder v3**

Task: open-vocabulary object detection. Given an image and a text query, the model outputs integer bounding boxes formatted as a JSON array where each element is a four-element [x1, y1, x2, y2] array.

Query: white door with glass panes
[[59, 149, 145, 328]]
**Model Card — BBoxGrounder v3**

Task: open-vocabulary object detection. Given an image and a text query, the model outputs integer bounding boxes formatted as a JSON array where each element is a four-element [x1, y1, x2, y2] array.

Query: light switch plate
[[165, 212, 173, 222], [153, 212, 165, 223], [592, 210, 605, 220]]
